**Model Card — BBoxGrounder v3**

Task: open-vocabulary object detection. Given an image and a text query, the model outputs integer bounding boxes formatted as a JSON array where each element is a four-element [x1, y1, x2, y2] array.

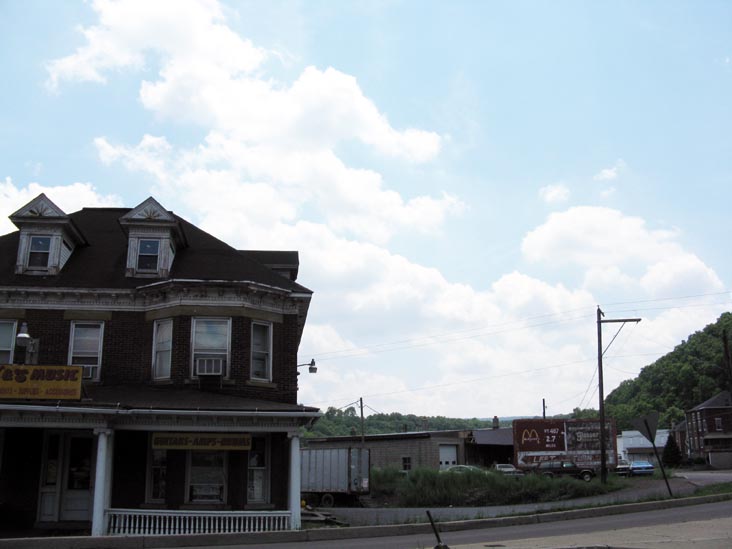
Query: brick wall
[[14, 308, 301, 404]]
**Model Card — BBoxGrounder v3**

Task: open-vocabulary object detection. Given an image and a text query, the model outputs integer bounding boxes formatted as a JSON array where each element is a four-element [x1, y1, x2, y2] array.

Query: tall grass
[[370, 467, 619, 507]]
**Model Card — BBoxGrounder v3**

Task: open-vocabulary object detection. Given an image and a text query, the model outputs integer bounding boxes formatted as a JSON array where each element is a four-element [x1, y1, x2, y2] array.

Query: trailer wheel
[[320, 493, 335, 508]]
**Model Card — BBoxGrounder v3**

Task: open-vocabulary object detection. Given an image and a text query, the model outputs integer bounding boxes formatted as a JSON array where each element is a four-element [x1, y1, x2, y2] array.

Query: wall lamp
[[297, 359, 317, 374], [15, 322, 39, 365]]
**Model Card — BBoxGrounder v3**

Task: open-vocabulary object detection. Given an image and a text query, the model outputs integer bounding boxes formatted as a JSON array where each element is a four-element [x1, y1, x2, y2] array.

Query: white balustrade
[[106, 508, 291, 535]]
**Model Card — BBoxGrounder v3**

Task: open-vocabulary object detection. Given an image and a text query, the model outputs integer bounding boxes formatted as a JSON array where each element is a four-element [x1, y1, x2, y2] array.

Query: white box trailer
[[300, 447, 370, 507]]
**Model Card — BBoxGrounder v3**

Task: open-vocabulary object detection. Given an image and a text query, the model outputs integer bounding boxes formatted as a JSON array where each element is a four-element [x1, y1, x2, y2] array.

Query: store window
[[188, 451, 226, 503], [147, 448, 167, 503]]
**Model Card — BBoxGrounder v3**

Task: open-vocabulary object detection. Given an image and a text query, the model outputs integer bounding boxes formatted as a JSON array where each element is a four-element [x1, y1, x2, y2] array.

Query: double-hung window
[[137, 239, 160, 271], [247, 437, 269, 503], [192, 318, 230, 377], [69, 321, 104, 380], [28, 236, 51, 269], [251, 322, 272, 381], [153, 319, 173, 380], [0, 320, 16, 364]]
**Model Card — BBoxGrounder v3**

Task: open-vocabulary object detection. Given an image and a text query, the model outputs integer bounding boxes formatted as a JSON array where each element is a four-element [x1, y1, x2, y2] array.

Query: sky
[[1, 0, 731, 419]]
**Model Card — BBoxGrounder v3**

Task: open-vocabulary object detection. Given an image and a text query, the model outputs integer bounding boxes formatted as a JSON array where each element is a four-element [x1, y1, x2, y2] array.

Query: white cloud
[[0, 177, 123, 234], [539, 183, 570, 204], [593, 158, 626, 181]]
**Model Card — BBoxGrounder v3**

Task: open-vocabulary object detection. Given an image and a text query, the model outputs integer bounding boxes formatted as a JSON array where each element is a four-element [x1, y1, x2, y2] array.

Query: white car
[[493, 463, 525, 477]]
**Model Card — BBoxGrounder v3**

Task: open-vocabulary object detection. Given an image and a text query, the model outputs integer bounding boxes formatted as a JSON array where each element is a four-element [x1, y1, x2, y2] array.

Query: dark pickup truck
[[533, 460, 595, 482]]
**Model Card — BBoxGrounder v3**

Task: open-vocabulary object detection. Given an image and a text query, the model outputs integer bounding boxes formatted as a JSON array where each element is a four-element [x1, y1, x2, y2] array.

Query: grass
[[693, 482, 732, 496], [370, 467, 622, 508]]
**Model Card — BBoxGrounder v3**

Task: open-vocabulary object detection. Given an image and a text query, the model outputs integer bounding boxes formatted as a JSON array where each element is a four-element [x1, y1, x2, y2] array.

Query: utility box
[[301, 447, 370, 506]]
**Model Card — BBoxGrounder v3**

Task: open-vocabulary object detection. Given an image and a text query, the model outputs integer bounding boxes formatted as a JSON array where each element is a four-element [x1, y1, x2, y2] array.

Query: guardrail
[[106, 508, 291, 535]]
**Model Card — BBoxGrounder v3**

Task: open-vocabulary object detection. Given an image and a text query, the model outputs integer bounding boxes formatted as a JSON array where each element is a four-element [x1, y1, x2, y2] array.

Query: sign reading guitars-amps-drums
[[513, 418, 617, 469]]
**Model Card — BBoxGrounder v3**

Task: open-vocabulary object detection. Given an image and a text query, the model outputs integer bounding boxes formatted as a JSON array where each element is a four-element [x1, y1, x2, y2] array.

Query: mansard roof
[[0, 205, 311, 294]]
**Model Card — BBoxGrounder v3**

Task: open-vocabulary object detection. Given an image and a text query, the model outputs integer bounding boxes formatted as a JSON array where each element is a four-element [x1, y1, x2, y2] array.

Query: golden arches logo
[[521, 429, 539, 444]]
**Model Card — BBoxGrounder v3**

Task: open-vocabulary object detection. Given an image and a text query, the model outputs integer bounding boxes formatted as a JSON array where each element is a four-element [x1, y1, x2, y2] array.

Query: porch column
[[91, 428, 112, 536], [288, 433, 301, 529]]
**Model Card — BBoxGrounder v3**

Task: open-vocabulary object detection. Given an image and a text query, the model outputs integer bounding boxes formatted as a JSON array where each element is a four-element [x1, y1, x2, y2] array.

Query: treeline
[[303, 407, 504, 438], [606, 311, 732, 431]]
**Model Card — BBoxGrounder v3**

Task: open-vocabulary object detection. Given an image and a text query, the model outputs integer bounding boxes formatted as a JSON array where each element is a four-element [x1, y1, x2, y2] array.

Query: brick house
[[0, 194, 319, 536], [686, 390, 732, 468]]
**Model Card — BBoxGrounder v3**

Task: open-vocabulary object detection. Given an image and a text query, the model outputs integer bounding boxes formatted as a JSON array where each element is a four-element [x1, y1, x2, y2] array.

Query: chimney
[[492, 416, 500, 429]]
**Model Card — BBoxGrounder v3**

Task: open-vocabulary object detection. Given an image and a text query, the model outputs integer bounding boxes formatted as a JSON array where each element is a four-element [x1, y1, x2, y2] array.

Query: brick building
[[686, 390, 732, 468], [0, 194, 319, 536]]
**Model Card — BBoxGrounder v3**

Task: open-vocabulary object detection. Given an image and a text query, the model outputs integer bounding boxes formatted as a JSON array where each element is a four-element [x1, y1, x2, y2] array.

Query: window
[[153, 319, 172, 379], [137, 239, 160, 271], [28, 236, 51, 268], [715, 417, 723, 431], [0, 321, 16, 364], [147, 448, 167, 503], [188, 451, 226, 503], [251, 322, 272, 381], [192, 318, 230, 376], [247, 437, 268, 503], [402, 456, 411, 471], [69, 321, 104, 380]]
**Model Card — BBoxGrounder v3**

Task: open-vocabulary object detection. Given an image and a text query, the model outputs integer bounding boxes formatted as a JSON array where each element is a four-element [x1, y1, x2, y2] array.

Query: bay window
[[153, 319, 172, 379], [192, 318, 230, 377], [69, 321, 104, 380], [251, 322, 272, 381]]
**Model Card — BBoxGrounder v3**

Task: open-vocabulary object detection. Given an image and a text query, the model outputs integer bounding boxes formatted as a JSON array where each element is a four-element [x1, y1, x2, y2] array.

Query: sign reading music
[[0, 365, 82, 400], [152, 432, 252, 451]]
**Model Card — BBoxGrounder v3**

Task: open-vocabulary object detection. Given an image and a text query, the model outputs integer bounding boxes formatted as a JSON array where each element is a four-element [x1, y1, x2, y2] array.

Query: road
[[181, 500, 732, 549]]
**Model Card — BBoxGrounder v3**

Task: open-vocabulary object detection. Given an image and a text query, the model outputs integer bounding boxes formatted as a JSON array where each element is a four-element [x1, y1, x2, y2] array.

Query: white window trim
[[0, 320, 17, 364], [145, 440, 167, 504], [137, 238, 161, 272], [68, 321, 104, 381], [250, 321, 273, 382], [27, 235, 52, 270], [185, 450, 228, 504], [152, 319, 173, 380], [190, 317, 231, 379]]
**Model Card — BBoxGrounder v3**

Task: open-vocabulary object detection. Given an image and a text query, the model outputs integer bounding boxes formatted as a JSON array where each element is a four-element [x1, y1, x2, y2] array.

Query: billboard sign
[[514, 418, 616, 469]]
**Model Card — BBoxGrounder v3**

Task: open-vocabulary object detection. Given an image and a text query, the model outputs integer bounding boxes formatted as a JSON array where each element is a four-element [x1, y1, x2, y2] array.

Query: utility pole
[[359, 397, 365, 447], [542, 398, 546, 419], [597, 306, 641, 484]]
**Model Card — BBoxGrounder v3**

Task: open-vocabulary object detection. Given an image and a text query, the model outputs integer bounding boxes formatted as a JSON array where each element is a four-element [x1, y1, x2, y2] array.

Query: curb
[[2, 493, 731, 548]]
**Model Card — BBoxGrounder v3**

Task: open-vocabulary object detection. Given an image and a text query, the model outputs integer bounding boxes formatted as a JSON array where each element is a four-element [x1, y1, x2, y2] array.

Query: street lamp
[[15, 322, 39, 365], [297, 359, 317, 374]]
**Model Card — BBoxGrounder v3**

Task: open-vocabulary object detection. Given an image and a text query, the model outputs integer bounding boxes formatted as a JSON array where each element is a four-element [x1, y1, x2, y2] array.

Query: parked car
[[615, 459, 631, 476], [533, 460, 595, 482], [441, 465, 484, 474], [628, 460, 655, 476], [493, 463, 525, 477]]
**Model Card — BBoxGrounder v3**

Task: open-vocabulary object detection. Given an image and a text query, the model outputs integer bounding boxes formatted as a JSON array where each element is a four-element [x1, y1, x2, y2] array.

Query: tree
[[662, 433, 683, 467]]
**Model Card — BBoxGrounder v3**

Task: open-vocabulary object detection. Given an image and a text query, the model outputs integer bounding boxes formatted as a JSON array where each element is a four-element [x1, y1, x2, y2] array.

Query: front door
[[38, 432, 93, 522]]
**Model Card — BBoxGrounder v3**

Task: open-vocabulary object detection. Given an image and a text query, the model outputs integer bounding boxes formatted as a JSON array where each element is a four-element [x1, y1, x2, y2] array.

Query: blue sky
[[2, 0, 731, 418]]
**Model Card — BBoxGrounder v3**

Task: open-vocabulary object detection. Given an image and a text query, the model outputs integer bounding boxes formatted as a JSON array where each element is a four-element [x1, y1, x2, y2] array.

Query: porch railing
[[106, 508, 291, 536]]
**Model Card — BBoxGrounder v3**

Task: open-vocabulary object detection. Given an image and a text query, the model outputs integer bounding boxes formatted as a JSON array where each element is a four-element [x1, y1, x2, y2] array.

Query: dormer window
[[28, 236, 51, 268], [119, 197, 186, 278], [137, 239, 160, 271], [10, 194, 86, 276]]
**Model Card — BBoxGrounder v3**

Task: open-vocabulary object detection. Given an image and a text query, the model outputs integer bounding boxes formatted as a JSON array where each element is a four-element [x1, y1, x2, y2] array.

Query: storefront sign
[[152, 432, 252, 451], [0, 365, 82, 400]]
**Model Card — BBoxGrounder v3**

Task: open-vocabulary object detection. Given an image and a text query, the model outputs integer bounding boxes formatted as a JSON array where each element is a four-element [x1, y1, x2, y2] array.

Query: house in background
[[616, 429, 669, 464], [0, 194, 319, 536], [686, 390, 732, 468]]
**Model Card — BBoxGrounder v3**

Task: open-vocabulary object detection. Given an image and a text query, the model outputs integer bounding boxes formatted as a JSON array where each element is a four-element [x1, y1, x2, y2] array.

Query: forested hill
[[606, 311, 732, 431], [303, 408, 504, 438]]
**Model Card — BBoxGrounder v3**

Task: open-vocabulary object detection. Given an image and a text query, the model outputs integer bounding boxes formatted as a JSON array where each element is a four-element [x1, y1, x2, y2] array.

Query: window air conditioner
[[196, 357, 224, 376]]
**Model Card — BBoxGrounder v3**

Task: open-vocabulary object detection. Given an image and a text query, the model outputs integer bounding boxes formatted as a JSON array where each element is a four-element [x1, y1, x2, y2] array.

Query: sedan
[[493, 463, 525, 477], [629, 460, 655, 476]]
